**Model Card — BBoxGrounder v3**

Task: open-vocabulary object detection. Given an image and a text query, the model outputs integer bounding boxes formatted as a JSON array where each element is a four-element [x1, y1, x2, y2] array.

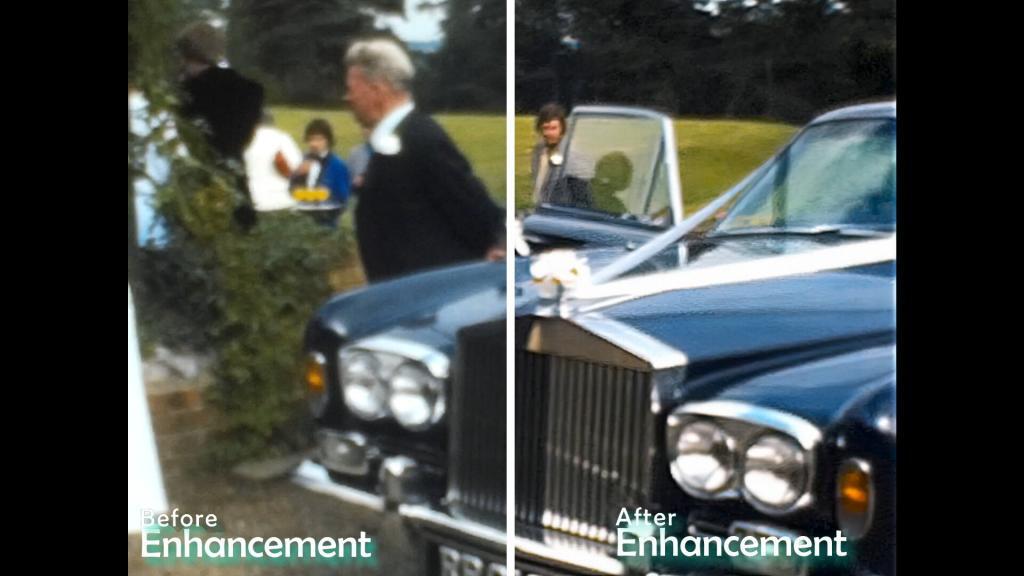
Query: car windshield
[[716, 118, 896, 234], [542, 115, 673, 225]]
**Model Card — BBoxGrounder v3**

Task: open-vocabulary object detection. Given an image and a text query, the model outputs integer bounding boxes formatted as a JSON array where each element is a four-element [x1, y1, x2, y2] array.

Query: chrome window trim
[[548, 106, 685, 228], [571, 105, 672, 121], [660, 110, 686, 224]]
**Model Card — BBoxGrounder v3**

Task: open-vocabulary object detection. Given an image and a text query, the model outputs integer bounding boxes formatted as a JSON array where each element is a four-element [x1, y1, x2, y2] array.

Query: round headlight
[[388, 363, 445, 430], [669, 420, 736, 495], [742, 434, 808, 511], [341, 352, 388, 420]]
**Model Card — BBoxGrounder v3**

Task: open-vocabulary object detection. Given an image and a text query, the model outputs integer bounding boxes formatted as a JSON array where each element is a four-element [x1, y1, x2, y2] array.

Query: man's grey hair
[[344, 39, 415, 91]]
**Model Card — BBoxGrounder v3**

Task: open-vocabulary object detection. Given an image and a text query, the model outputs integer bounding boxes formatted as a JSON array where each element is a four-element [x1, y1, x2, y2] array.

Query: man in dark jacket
[[530, 102, 567, 204], [176, 22, 264, 228], [343, 39, 504, 282]]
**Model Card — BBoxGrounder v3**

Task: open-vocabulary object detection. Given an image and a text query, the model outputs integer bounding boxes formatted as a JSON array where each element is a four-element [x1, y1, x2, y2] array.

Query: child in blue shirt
[[291, 118, 351, 227]]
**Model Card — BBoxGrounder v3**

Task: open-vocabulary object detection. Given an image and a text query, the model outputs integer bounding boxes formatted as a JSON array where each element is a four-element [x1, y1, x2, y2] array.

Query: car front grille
[[516, 349, 654, 545], [447, 320, 506, 527]]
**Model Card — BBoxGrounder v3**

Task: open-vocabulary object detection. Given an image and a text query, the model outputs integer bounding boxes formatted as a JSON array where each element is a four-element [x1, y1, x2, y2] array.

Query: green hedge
[[130, 0, 351, 464]]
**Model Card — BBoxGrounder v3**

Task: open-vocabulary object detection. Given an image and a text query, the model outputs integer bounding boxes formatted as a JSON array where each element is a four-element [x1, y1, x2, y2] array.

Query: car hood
[[312, 260, 506, 352], [516, 236, 896, 368], [683, 345, 896, 429]]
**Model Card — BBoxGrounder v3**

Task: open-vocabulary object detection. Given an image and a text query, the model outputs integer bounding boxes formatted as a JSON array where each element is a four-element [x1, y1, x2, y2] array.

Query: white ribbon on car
[[571, 235, 896, 314]]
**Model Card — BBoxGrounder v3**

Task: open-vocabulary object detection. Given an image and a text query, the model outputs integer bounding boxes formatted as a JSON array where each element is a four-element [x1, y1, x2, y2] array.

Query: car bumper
[[294, 459, 507, 574], [293, 461, 840, 576], [293, 460, 635, 575]]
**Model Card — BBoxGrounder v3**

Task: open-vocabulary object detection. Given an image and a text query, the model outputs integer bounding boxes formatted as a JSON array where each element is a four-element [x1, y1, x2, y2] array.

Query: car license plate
[[439, 545, 507, 576]]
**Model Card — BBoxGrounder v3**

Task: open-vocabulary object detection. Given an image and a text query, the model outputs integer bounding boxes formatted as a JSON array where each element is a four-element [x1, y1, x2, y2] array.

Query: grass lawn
[[269, 106, 506, 290], [269, 107, 796, 291], [268, 106, 506, 202], [515, 115, 798, 214]]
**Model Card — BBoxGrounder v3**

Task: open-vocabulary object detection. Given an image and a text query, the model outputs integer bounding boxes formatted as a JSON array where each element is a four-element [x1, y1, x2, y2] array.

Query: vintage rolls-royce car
[[296, 102, 896, 576]]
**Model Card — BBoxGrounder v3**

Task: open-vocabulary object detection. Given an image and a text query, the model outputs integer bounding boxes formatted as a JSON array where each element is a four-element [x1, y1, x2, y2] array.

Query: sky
[[374, 0, 446, 44]]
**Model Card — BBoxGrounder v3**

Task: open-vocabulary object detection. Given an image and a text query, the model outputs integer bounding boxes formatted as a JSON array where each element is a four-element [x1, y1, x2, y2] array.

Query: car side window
[[542, 116, 671, 223]]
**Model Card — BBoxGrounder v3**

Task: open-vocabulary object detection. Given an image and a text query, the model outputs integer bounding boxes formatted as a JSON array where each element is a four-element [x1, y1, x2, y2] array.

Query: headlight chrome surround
[[666, 417, 738, 498], [339, 350, 389, 420], [388, 362, 446, 430], [741, 433, 809, 513], [666, 400, 821, 516], [339, 336, 449, 430]]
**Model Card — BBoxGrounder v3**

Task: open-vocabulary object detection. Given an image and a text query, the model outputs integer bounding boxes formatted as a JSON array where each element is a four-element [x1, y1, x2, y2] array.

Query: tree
[[426, 0, 506, 110], [514, 0, 896, 122], [227, 0, 402, 103]]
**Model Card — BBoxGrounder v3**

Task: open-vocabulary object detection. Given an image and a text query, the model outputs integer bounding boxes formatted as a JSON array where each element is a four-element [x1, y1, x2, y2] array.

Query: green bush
[[139, 140, 352, 465], [130, 0, 352, 464]]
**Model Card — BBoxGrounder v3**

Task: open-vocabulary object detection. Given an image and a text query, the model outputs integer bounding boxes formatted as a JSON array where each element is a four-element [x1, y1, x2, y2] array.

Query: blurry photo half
[[128, 1, 507, 574]]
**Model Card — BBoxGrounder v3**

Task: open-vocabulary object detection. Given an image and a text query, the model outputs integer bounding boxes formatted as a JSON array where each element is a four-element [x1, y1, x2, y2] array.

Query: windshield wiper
[[708, 225, 892, 239]]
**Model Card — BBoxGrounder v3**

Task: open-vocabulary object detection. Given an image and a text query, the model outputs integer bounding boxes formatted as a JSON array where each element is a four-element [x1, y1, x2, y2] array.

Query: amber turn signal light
[[304, 353, 326, 394]]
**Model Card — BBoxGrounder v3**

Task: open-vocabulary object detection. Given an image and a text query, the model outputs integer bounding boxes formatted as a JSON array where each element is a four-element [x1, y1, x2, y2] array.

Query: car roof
[[810, 101, 896, 124]]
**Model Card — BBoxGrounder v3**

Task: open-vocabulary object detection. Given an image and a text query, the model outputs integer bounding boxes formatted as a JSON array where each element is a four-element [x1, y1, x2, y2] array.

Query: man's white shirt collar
[[370, 101, 415, 156]]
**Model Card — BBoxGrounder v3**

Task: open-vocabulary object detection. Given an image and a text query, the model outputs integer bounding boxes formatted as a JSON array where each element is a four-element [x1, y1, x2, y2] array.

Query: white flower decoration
[[549, 152, 564, 166], [530, 249, 591, 300], [371, 133, 402, 156]]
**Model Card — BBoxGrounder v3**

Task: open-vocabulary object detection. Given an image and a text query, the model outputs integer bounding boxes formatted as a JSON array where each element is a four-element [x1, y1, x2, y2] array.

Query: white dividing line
[[505, 4, 516, 572]]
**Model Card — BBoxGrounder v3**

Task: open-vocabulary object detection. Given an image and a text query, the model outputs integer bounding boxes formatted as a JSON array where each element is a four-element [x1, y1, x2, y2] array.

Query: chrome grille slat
[[448, 322, 506, 526], [517, 350, 653, 544]]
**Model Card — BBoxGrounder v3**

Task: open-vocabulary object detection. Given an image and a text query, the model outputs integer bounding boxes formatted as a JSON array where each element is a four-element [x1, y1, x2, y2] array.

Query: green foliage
[[227, 0, 400, 104], [199, 214, 352, 462], [144, 151, 352, 463], [516, 0, 895, 123], [228, 0, 505, 111], [423, 0, 506, 111], [130, 0, 352, 464]]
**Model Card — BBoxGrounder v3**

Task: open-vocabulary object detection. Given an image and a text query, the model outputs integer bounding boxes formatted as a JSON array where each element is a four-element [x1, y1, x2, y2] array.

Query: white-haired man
[[343, 38, 504, 282]]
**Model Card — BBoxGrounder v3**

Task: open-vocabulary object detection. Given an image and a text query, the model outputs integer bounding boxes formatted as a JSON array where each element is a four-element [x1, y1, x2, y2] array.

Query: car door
[[521, 106, 685, 250]]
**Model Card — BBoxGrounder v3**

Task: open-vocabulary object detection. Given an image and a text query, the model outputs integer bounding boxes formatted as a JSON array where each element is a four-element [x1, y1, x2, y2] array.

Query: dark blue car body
[[300, 102, 897, 576]]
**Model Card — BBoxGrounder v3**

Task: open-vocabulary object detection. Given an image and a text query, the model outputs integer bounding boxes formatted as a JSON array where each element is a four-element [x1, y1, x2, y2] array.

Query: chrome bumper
[[293, 460, 629, 575], [292, 459, 385, 512]]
